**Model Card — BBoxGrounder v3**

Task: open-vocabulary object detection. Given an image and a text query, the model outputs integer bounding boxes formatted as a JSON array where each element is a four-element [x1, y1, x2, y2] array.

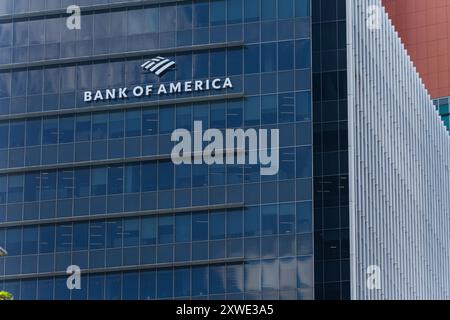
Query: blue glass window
[[160, 5, 176, 32], [109, 112, 124, 139], [37, 279, 54, 300], [210, 211, 225, 240], [244, 0, 260, 22], [227, 210, 243, 238], [158, 162, 174, 190], [39, 225, 55, 253], [56, 224, 72, 252], [262, 205, 278, 235], [75, 115, 91, 142], [140, 271, 156, 300], [158, 216, 174, 244], [159, 106, 175, 134], [142, 109, 158, 136], [296, 146, 312, 178], [122, 272, 139, 300], [261, 0, 276, 20], [279, 0, 294, 19], [11, 71, 26, 97], [125, 110, 141, 137], [211, 0, 226, 26], [125, 164, 140, 194], [27, 69, 43, 95], [0, 176, 6, 204], [106, 219, 123, 248], [177, 3, 192, 30], [44, 68, 59, 94], [57, 170, 74, 199], [42, 118, 58, 145], [91, 167, 107, 196], [8, 174, 23, 203], [227, 0, 242, 24], [296, 91, 311, 121], [296, 201, 312, 233], [261, 94, 277, 124], [26, 119, 42, 146], [176, 53, 193, 80], [244, 45, 260, 74], [92, 113, 108, 140], [210, 50, 226, 77], [296, 0, 310, 17], [261, 42, 277, 72], [175, 214, 191, 243], [108, 165, 123, 195], [192, 266, 208, 296], [157, 269, 173, 298], [21, 280, 37, 300], [192, 212, 208, 241], [89, 221, 105, 250], [88, 275, 105, 300], [174, 268, 191, 298], [41, 171, 57, 200], [209, 265, 225, 294], [141, 217, 157, 245], [193, 52, 209, 78], [0, 22, 12, 48], [279, 41, 294, 71], [22, 226, 38, 255], [73, 222, 88, 251], [123, 218, 139, 247], [296, 39, 311, 69], [105, 273, 122, 300], [141, 162, 157, 192], [74, 168, 90, 198], [9, 121, 25, 147], [6, 228, 21, 256], [0, 123, 8, 149], [279, 203, 295, 234], [244, 206, 260, 237], [24, 172, 40, 202], [227, 49, 243, 76], [194, 2, 209, 28]]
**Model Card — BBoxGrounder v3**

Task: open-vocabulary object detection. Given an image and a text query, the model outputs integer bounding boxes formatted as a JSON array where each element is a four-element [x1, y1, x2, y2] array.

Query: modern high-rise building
[[0, 0, 448, 300], [382, 0, 450, 131]]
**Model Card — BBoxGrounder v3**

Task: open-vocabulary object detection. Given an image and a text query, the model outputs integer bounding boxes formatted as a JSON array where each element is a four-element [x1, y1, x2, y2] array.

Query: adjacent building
[[0, 0, 448, 300], [383, 0, 450, 131]]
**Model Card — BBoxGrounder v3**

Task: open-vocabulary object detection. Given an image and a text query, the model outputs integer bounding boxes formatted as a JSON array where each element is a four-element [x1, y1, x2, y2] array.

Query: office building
[[0, 0, 449, 300], [383, 0, 450, 131]]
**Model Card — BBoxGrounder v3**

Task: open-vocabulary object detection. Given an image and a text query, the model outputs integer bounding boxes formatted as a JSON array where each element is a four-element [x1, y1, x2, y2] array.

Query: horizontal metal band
[[0, 41, 244, 71], [0, 0, 188, 23], [0, 202, 245, 228], [0, 257, 244, 281], [0, 92, 245, 122], [0, 148, 246, 175], [0, 154, 174, 175]]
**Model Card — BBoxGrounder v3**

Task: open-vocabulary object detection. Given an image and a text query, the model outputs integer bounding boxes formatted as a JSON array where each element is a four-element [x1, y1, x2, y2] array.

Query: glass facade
[[433, 97, 450, 133], [0, 0, 317, 300], [311, 0, 350, 300]]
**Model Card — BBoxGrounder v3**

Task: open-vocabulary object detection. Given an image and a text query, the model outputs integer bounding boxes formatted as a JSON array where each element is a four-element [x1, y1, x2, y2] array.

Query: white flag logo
[[141, 57, 176, 76]]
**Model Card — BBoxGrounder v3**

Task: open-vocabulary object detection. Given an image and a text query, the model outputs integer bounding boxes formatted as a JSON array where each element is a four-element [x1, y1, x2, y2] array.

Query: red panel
[[382, 0, 450, 98]]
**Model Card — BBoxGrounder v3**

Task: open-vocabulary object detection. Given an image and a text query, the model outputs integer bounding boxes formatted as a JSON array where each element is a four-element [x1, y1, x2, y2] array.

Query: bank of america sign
[[83, 57, 233, 102]]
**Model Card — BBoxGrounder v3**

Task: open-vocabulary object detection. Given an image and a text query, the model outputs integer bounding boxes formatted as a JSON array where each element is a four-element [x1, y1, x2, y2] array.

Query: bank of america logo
[[141, 57, 175, 76]]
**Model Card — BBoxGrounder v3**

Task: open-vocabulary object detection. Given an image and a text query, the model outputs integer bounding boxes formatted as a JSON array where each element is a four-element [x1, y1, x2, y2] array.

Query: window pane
[[91, 167, 107, 196], [108, 166, 123, 195], [39, 225, 55, 253], [26, 119, 42, 146], [141, 217, 157, 245], [123, 218, 139, 247]]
